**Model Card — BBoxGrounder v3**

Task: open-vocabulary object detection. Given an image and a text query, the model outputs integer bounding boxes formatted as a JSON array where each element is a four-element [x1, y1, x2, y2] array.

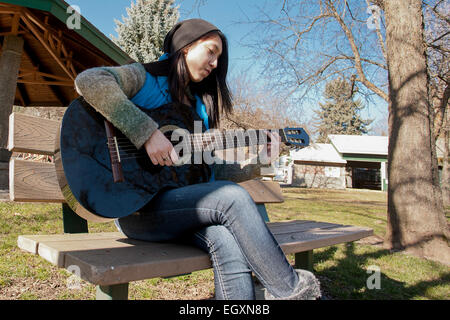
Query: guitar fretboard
[[182, 129, 281, 152]]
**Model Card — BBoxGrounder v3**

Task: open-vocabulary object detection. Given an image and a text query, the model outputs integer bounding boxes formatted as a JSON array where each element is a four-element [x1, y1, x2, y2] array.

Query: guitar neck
[[189, 129, 283, 152]]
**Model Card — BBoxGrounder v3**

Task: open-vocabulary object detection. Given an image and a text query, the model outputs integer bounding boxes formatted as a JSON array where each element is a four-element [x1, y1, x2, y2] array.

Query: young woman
[[75, 19, 320, 300]]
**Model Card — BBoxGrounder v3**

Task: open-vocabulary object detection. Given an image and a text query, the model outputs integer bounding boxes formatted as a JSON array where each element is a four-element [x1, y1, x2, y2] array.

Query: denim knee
[[216, 181, 253, 203], [213, 181, 260, 221]]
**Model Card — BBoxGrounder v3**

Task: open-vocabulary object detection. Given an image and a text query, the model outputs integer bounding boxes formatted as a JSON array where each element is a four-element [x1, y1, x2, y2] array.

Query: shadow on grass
[[313, 243, 450, 300]]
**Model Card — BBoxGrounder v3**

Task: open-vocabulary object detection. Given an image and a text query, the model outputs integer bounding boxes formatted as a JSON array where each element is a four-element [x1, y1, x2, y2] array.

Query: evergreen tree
[[112, 0, 179, 63], [313, 78, 373, 143]]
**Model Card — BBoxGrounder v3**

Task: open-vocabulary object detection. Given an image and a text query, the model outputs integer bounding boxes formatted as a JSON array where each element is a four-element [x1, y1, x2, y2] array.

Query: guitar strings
[[106, 131, 267, 162], [107, 144, 263, 161], [108, 134, 263, 150], [108, 131, 264, 145]]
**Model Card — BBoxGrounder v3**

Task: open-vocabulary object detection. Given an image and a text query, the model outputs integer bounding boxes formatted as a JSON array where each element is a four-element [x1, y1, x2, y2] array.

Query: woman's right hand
[[144, 129, 179, 166]]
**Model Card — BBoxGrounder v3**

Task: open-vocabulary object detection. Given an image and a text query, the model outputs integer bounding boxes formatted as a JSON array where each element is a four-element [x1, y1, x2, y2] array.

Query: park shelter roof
[[290, 143, 347, 164], [0, 0, 130, 107]]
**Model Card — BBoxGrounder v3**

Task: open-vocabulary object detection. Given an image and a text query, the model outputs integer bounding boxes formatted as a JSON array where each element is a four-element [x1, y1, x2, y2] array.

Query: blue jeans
[[115, 180, 299, 300]]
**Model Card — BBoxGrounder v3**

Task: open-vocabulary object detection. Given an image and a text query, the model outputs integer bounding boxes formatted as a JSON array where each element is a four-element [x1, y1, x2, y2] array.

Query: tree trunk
[[384, 0, 450, 265], [443, 117, 450, 207]]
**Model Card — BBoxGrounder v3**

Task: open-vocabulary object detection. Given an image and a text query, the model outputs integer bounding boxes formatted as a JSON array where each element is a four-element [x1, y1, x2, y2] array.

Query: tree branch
[[434, 83, 450, 139], [424, 1, 450, 25], [327, 0, 389, 102], [367, 0, 388, 61], [327, 54, 388, 70]]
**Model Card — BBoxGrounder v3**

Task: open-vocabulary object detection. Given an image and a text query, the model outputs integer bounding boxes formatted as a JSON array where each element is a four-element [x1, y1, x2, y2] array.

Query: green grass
[[269, 187, 450, 300], [0, 188, 449, 300], [268, 188, 388, 236]]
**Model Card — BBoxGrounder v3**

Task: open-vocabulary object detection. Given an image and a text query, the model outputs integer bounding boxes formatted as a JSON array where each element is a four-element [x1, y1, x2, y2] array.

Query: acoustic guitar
[[55, 97, 309, 221]]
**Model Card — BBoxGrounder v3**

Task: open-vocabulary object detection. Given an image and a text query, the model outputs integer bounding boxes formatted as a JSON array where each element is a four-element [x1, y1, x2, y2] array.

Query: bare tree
[[240, 0, 389, 108], [424, 0, 449, 206], [425, 1, 449, 140], [217, 72, 306, 161], [384, 0, 449, 265], [223, 71, 306, 131], [241, 0, 448, 138], [241, 0, 449, 264]]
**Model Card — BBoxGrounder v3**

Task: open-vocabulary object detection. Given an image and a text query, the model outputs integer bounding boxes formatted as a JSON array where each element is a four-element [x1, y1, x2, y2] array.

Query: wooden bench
[[8, 112, 373, 300]]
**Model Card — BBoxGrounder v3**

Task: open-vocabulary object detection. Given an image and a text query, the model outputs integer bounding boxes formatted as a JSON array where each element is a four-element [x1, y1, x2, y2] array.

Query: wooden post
[[294, 251, 313, 271], [0, 35, 23, 189], [62, 203, 88, 234], [96, 283, 129, 300]]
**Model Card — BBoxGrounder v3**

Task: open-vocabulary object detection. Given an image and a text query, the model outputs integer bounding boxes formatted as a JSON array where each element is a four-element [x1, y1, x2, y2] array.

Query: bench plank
[[267, 220, 342, 234], [8, 112, 60, 155], [17, 232, 122, 255], [9, 159, 65, 202], [66, 242, 211, 286], [274, 225, 373, 253], [238, 180, 284, 204], [18, 221, 373, 286]]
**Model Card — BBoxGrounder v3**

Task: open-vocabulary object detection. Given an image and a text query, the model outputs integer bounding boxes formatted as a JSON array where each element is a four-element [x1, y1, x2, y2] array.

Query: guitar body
[[56, 97, 211, 219]]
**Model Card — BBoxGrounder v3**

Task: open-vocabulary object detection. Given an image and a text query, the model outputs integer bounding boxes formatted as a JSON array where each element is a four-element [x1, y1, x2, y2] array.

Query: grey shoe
[[264, 269, 321, 300]]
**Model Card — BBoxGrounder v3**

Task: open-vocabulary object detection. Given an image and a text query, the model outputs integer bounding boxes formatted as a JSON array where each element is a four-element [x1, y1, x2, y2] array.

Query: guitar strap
[[142, 59, 170, 77]]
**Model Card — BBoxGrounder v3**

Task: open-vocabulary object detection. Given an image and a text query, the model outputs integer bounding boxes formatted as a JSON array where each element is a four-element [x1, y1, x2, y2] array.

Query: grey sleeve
[[74, 63, 158, 149]]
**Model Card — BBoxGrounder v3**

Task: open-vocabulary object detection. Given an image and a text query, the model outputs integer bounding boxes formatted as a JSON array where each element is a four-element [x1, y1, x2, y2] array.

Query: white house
[[328, 135, 388, 191], [289, 143, 347, 189], [289, 135, 388, 191], [267, 134, 446, 191]]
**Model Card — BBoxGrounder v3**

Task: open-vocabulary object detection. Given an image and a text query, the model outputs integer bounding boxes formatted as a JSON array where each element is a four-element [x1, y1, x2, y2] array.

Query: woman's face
[[183, 33, 223, 83]]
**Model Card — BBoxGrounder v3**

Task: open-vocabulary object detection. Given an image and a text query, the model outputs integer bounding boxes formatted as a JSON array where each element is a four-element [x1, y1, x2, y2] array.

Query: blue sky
[[68, 0, 268, 73], [67, 0, 387, 132]]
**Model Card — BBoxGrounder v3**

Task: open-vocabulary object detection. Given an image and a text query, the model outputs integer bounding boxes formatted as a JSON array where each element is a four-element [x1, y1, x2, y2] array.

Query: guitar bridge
[[104, 120, 124, 183], [113, 136, 121, 163]]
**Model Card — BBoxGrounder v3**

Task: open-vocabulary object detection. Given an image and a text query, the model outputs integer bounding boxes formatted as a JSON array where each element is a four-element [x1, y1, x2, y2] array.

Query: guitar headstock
[[280, 128, 310, 148]]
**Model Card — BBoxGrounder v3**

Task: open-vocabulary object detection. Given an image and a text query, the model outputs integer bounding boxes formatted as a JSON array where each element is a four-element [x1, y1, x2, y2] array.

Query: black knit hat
[[163, 19, 219, 54]]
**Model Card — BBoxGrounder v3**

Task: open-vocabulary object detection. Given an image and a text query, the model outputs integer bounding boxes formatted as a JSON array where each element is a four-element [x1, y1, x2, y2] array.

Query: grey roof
[[328, 135, 388, 155], [290, 143, 347, 164], [291, 135, 447, 164]]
